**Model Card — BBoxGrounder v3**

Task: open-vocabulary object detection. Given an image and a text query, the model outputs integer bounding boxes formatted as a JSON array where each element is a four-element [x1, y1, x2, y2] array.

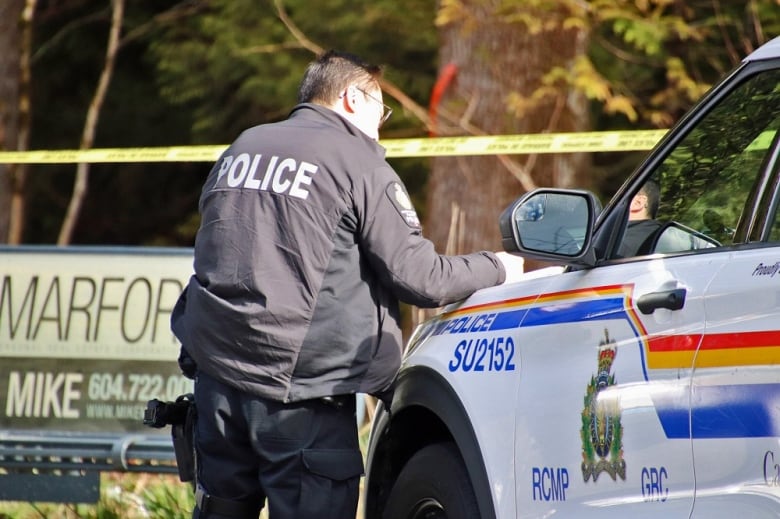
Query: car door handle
[[636, 288, 687, 315]]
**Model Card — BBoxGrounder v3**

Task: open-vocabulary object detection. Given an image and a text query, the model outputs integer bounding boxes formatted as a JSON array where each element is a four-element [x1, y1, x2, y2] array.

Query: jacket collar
[[288, 103, 386, 158]]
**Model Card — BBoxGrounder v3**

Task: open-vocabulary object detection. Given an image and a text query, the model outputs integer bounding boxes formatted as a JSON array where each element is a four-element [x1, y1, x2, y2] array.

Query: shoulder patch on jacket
[[386, 182, 421, 229]]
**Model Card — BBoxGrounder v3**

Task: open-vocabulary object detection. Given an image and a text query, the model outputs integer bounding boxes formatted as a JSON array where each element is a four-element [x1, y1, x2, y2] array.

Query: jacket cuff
[[480, 251, 506, 284]]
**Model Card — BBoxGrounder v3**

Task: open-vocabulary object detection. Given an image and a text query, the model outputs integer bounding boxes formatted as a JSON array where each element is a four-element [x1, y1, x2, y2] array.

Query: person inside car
[[618, 179, 662, 257]]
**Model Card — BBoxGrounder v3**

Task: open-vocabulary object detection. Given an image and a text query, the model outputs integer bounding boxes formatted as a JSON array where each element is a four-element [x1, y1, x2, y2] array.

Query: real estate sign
[[0, 246, 194, 432]]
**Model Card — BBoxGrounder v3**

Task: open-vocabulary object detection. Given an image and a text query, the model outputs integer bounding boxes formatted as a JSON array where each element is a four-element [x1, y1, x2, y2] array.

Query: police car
[[363, 36, 780, 519]]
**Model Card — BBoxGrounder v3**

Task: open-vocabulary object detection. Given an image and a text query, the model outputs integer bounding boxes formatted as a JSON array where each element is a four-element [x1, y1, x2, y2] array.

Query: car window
[[619, 70, 780, 256]]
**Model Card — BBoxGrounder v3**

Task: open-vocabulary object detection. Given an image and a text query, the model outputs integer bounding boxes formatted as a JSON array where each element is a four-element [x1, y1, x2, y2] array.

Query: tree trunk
[[58, 0, 124, 245], [429, 1, 591, 256], [7, 0, 36, 244], [0, 0, 26, 244]]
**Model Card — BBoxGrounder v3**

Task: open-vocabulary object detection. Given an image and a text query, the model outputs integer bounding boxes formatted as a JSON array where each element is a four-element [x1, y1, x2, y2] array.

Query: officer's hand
[[495, 252, 525, 284]]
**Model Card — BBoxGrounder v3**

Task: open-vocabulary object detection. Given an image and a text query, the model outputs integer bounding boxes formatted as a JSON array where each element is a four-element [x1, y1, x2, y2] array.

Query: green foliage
[[589, 0, 777, 127], [141, 479, 196, 519], [149, 0, 438, 141], [471, 0, 777, 130]]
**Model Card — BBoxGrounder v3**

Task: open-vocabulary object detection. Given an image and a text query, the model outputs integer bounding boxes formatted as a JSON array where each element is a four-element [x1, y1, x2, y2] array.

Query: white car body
[[364, 37, 780, 519]]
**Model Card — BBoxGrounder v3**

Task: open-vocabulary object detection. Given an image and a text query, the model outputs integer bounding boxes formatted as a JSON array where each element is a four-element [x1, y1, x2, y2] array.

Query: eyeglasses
[[356, 87, 393, 127]]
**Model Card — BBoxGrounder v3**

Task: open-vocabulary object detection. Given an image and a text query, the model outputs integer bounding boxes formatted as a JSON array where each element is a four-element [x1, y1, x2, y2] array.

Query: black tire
[[382, 442, 480, 519]]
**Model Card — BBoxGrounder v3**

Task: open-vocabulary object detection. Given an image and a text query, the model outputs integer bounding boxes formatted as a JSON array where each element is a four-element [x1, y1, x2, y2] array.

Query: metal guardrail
[[0, 430, 178, 503], [0, 430, 177, 473]]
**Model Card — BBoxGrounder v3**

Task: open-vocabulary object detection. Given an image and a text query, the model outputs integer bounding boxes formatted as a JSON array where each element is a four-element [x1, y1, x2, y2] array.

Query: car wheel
[[382, 442, 480, 519]]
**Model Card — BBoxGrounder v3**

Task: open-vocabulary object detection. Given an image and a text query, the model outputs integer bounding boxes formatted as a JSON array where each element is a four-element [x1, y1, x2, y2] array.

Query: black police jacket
[[171, 104, 504, 402]]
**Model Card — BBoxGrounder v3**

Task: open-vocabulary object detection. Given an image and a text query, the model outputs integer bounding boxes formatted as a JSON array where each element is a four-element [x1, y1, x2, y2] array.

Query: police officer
[[171, 50, 524, 519]]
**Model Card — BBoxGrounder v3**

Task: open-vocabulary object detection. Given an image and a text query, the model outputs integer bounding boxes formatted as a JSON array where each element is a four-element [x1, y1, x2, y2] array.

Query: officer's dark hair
[[297, 50, 383, 105], [639, 179, 660, 218]]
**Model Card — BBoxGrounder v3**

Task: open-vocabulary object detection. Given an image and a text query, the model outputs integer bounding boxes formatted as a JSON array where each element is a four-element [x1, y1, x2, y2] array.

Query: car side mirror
[[499, 189, 599, 266]]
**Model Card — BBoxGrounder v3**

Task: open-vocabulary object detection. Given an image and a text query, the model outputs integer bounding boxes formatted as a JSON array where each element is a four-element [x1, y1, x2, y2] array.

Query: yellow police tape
[[0, 130, 669, 164]]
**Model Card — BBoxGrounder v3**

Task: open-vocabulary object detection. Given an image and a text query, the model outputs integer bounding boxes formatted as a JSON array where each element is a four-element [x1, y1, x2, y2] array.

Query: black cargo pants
[[192, 371, 364, 519]]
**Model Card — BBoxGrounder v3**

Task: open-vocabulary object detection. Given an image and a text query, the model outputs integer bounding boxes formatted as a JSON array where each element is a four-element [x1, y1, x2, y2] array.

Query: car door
[[513, 254, 719, 519], [689, 68, 780, 517], [693, 246, 780, 517], [514, 56, 780, 519]]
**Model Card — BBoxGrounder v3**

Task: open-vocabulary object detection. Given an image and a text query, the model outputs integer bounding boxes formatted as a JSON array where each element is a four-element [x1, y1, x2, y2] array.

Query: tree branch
[[58, 0, 124, 245]]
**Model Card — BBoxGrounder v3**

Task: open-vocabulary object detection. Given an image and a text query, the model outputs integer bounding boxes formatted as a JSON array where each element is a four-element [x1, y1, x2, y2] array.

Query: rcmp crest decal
[[581, 329, 626, 482]]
